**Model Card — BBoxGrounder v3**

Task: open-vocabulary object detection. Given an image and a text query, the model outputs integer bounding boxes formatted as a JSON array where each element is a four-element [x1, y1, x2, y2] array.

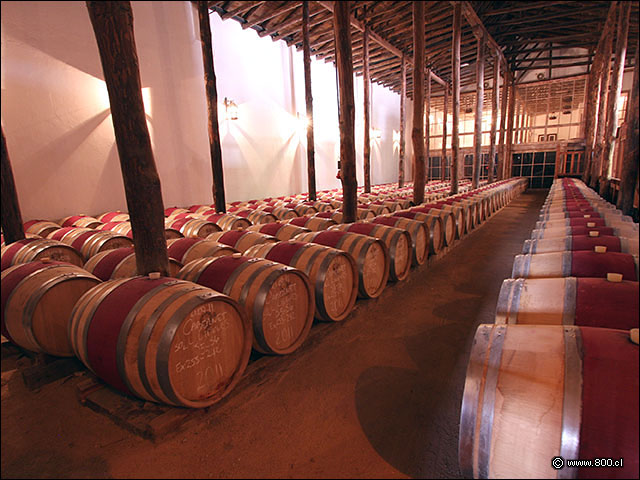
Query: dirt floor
[[1, 189, 547, 479]]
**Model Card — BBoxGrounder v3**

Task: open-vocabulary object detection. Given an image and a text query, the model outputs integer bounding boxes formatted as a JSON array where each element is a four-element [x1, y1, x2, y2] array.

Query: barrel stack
[[459, 177, 639, 479]]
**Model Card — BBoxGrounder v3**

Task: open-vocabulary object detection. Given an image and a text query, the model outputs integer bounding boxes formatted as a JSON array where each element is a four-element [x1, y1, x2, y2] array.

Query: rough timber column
[[497, 66, 509, 180], [363, 13, 371, 193], [488, 54, 499, 184], [333, 0, 357, 223], [599, 1, 631, 196], [425, 69, 431, 182], [302, 0, 316, 200], [617, 37, 639, 215], [450, 2, 461, 195], [86, 1, 169, 276], [590, 5, 615, 188], [473, 32, 485, 189], [412, 1, 426, 204], [0, 128, 25, 244], [442, 88, 448, 181], [399, 55, 407, 188], [197, 1, 226, 212]]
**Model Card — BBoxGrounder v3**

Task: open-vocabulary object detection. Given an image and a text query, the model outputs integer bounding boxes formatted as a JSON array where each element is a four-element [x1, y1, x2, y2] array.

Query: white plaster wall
[[1, 1, 407, 221]]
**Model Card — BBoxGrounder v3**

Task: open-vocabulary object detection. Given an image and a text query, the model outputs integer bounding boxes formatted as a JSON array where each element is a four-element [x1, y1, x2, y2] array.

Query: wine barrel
[[530, 225, 638, 240], [535, 216, 635, 230], [58, 215, 103, 229], [495, 277, 639, 329], [329, 222, 411, 282], [47, 226, 94, 242], [244, 241, 357, 322], [178, 255, 314, 355], [523, 235, 638, 256], [310, 201, 333, 213], [293, 230, 389, 299], [391, 211, 444, 255], [459, 324, 638, 479], [165, 217, 221, 238], [23, 220, 61, 238], [366, 204, 392, 216], [288, 216, 337, 231], [511, 251, 638, 281], [206, 230, 278, 254], [371, 216, 428, 266], [259, 206, 298, 220], [68, 276, 252, 408], [202, 212, 252, 231], [246, 222, 311, 241], [83, 247, 182, 281], [1, 261, 100, 356], [1, 238, 83, 271], [425, 205, 465, 239], [409, 206, 455, 247], [314, 211, 344, 224], [284, 203, 317, 216], [67, 230, 134, 261], [233, 209, 278, 225], [164, 207, 190, 218], [167, 237, 237, 265], [96, 211, 130, 223]]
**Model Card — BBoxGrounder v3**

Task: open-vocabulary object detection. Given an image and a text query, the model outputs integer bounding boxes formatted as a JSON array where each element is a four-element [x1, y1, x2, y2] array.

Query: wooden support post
[[505, 75, 516, 179], [442, 88, 448, 181], [411, 0, 426, 204], [584, 2, 617, 184], [599, 1, 630, 196], [497, 65, 509, 180], [302, 0, 316, 201], [333, 0, 357, 223], [197, 1, 226, 213], [590, 4, 616, 188], [363, 13, 371, 193], [582, 47, 604, 183], [86, 1, 169, 276], [472, 31, 485, 189], [617, 37, 639, 214], [0, 127, 25, 244], [450, 2, 461, 195], [425, 69, 431, 182], [399, 55, 406, 188], [488, 54, 499, 183]]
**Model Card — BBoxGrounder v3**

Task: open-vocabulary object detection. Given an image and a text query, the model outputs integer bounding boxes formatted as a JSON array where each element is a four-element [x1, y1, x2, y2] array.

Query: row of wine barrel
[[459, 178, 639, 479], [2, 178, 525, 409]]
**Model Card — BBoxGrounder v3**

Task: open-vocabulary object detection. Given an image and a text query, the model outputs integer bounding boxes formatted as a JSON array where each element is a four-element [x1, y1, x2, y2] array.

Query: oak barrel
[[84, 247, 182, 281], [206, 230, 278, 254], [67, 230, 134, 261], [288, 215, 337, 231], [68, 276, 252, 408], [409, 206, 455, 246], [371, 216, 428, 266], [246, 222, 311, 241], [329, 222, 411, 282], [178, 255, 314, 355], [244, 241, 357, 322], [23, 220, 61, 238], [1, 238, 83, 271], [202, 212, 252, 231], [391, 211, 444, 255], [165, 217, 222, 238], [293, 230, 389, 299], [523, 235, 638, 256], [495, 277, 639, 329], [167, 237, 237, 265], [459, 324, 638, 479], [512, 251, 638, 281], [1, 261, 101, 356]]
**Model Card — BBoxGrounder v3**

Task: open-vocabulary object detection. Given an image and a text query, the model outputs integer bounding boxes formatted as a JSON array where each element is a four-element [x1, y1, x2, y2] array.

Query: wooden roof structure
[[208, 1, 639, 96]]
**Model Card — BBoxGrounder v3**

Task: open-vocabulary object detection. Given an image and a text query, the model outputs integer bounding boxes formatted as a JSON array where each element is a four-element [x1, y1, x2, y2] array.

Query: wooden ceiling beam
[[453, 1, 508, 70], [483, 1, 572, 16], [316, 0, 448, 87], [243, 2, 300, 31], [218, 1, 266, 20], [495, 5, 606, 26]]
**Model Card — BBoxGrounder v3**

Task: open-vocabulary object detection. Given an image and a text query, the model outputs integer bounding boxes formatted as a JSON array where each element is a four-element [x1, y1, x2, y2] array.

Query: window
[[512, 151, 556, 188]]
